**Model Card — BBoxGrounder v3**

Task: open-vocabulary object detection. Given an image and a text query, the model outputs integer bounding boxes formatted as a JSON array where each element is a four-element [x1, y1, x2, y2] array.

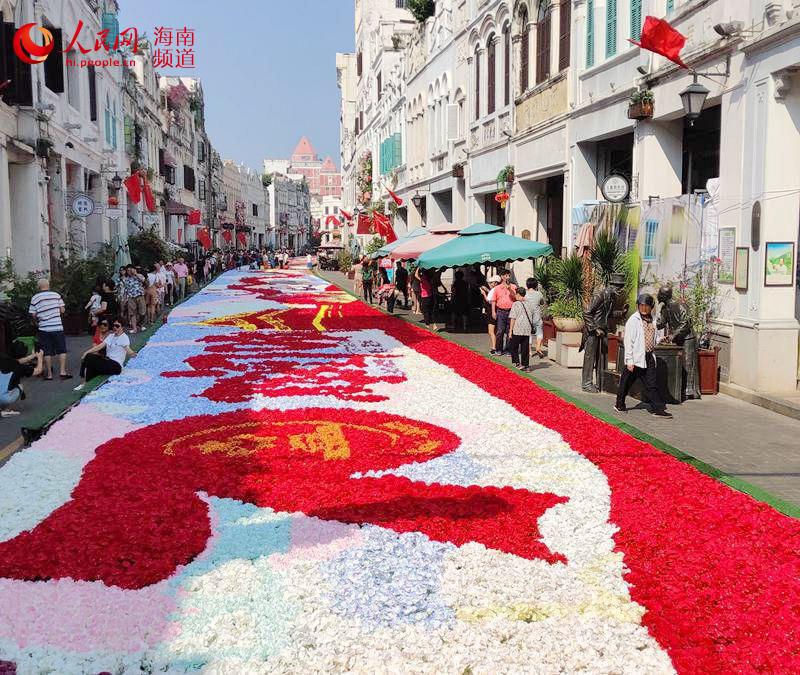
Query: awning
[[388, 223, 461, 261], [370, 226, 427, 259], [165, 200, 191, 216], [417, 223, 553, 269]]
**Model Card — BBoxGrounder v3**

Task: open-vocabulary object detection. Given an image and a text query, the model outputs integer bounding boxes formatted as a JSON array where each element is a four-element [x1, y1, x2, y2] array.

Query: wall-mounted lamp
[[411, 192, 423, 208]]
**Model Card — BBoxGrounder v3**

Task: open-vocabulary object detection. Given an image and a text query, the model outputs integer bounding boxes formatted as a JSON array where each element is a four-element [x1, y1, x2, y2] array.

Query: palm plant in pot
[[551, 253, 585, 332]]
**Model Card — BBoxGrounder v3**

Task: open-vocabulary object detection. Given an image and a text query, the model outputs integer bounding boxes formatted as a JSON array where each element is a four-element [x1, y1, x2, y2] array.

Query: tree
[[365, 236, 386, 256], [408, 0, 436, 22], [128, 228, 169, 269]]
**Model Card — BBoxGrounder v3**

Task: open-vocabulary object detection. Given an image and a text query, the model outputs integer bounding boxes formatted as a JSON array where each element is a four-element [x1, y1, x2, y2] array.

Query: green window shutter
[[630, 0, 642, 40], [393, 133, 402, 167], [380, 139, 386, 174], [101, 12, 120, 50], [586, 0, 595, 68], [666, 0, 674, 12], [606, 0, 617, 58]]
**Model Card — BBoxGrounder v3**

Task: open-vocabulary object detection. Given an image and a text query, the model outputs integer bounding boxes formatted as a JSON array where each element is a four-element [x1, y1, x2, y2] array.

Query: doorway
[[545, 175, 564, 255], [483, 193, 506, 229], [682, 105, 721, 194]]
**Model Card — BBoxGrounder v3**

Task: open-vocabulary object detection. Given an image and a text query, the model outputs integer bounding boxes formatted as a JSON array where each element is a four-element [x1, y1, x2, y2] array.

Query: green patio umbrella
[[370, 226, 427, 259], [416, 223, 553, 269]]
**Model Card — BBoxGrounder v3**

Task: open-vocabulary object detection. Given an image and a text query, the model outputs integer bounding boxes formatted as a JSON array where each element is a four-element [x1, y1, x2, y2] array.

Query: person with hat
[[580, 272, 626, 392], [615, 293, 673, 418]]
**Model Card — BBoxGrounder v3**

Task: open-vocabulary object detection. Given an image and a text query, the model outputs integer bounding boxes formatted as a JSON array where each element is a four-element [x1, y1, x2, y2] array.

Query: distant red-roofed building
[[264, 137, 342, 200]]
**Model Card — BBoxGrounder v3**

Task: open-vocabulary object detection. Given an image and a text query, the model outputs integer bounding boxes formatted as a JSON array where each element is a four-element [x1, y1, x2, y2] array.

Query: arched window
[[503, 25, 511, 106], [487, 34, 496, 115], [536, 2, 551, 84], [474, 47, 481, 120], [519, 8, 530, 93]]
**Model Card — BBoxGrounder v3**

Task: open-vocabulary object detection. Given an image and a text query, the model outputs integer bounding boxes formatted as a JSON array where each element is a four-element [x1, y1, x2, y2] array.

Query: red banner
[[222, 230, 232, 244], [123, 175, 141, 205], [356, 212, 372, 235], [142, 175, 156, 213], [197, 228, 212, 249], [340, 209, 353, 221], [236, 232, 248, 247], [387, 187, 403, 207], [325, 215, 341, 227], [188, 209, 202, 225], [373, 211, 397, 243]]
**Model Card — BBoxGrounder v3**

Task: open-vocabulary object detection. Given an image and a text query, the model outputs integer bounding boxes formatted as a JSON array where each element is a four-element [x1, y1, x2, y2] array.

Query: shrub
[[129, 228, 169, 269], [548, 297, 584, 319], [408, 0, 435, 23]]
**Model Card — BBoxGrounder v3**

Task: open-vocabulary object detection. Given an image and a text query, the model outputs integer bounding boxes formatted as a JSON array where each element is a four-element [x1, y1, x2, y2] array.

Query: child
[[85, 288, 102, 328]]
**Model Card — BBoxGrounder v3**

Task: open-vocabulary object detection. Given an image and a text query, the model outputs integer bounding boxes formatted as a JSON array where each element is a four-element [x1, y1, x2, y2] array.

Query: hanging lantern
[[495, 191, 510, 209]]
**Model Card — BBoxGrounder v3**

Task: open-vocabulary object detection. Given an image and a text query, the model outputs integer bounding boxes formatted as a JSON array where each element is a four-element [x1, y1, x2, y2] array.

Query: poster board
[[717, 228, 735, 284]]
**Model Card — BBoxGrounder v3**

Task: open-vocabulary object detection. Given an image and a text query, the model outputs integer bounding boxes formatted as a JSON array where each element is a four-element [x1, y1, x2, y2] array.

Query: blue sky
[[119, 1, 354, 171]]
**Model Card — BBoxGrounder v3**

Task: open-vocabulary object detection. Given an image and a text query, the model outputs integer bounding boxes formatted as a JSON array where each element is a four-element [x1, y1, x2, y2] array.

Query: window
[[104, 95, 112, 146], [66, 51, 80, 109], [252, 203, 258, 217], [520, 8, 530, 92], [377, 72, 382, 100], [199, 179, 207, 201], [606, 0, 617, 58], [0, 15, 33, 107], [630, 0, 642, 40], [503, 26, 511, 105], [197, 141, 206, 162], [43, 27, 64, 93], [643, 219, 658, 260], [88, 66, 98, 121], [559, 0, 571, 71], [536, 4, 551, 84], [357, 51, 362, 77], [396, 0, 407, 8], [112, 100, 118, 149], [586, 0, 595, 67], [474, 47, 481, 119], [183, 165, 195, 191], [487, 35, 496, 115]]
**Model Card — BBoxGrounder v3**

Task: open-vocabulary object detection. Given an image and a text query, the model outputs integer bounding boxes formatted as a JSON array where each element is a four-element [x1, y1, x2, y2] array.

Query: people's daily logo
[[13, 23, 54, 65]]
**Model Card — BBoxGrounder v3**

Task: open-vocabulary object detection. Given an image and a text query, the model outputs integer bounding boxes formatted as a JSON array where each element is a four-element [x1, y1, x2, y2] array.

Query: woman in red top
[[415, 268, 440, 332]]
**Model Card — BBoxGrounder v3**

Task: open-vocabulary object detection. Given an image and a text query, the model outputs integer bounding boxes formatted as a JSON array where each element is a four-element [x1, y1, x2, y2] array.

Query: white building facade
[[341, 0, 800, 394]]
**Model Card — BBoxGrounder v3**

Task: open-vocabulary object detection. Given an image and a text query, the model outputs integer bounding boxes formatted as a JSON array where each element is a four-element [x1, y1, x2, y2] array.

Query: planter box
[[698, 347, 720, 395], [542, 319, 556, 346], [553, 317, 585, 332], [627, 100, 654, 120], [607, 333, 620, 370]]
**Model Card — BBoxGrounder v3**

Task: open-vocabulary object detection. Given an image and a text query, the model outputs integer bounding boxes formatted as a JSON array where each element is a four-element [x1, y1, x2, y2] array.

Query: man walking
[[173, 257, 189, 300], [28, 278, 71, 380], [615, 293, 673, 418], [122, 266, 146, 333], [491, 269, 516, 356]]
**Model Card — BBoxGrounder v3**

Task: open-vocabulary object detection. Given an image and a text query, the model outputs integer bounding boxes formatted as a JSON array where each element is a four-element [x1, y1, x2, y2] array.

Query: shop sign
[[601, 175, 630, 203]]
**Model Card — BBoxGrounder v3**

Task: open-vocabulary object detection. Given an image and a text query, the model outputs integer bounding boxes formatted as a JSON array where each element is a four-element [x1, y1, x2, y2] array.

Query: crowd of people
[[349, 256, 546, 372], [0, 247, 305, 414]]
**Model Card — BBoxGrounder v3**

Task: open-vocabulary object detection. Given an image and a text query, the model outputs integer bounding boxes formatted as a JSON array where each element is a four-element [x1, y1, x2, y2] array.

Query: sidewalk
[[321, 270, 800, 510]]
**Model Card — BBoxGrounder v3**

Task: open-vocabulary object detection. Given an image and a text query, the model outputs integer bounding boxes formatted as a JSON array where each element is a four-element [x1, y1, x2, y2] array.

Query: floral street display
[[0, 271, 799, 673]]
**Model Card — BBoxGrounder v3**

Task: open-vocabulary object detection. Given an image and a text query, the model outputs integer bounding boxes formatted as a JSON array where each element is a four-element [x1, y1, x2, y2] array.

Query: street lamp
[[679, 74, 710, 125], [111, 173, 123, 191], [411, 192, 423, 208]]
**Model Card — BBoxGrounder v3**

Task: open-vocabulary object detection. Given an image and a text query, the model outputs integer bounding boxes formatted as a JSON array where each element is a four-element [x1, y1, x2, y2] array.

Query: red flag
[[373, 211, 398, 244], [141, 175, 156, 212], [325, 215, 341, 226], [386, 188, 403, 207], [124, 175, 141, 204], [222, 230, 232, 243], [340, 209, 353, 221], [187, 209, 201, 225], [236, 232, 248, 247], [356, 212, 372, 234], [629, 16, 688, 68], [197, 227, 212, 249]]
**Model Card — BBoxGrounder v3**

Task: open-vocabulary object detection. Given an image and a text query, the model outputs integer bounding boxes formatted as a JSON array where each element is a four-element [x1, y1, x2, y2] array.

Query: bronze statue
[[657, 285, 701, 399], [580, 273, 626, 392]]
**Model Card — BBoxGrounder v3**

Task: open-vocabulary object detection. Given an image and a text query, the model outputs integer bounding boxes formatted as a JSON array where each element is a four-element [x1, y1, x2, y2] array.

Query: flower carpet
[[0, 270, 799, 674]]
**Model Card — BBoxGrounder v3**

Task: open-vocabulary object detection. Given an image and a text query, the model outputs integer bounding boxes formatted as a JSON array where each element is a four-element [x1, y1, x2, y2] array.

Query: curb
[[318, 271, 800, 520]]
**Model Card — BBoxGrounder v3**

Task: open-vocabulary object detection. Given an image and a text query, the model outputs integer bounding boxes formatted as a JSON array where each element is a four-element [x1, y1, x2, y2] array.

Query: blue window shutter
[[666, 0, 674, 12], [630, 0, 642, 40], [606, 0, 617, 58], [393, 132, 402, 167], [102, 12, 120, 50], [586, 0, 595, 67]]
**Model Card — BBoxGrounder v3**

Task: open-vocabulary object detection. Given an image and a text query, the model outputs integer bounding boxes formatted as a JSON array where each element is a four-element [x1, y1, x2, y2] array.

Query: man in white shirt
[[28, 278, 70, 380], [615, 293, 672, 419]]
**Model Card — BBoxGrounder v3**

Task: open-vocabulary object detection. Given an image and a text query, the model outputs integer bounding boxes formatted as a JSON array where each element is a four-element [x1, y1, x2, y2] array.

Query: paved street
[[0, 270, 798, 674], [321, 270, 800, 509]]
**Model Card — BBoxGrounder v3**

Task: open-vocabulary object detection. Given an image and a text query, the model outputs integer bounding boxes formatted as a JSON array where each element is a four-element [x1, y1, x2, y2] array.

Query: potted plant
[[497, 165, 515, 192], [628, 89, 655, 120], [548, 298, 585, 332], [683, 258, 722, 394]]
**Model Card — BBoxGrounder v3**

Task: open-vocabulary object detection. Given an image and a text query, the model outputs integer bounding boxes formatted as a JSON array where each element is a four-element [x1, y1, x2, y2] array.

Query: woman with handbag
[[507, 287, 538, 372]]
